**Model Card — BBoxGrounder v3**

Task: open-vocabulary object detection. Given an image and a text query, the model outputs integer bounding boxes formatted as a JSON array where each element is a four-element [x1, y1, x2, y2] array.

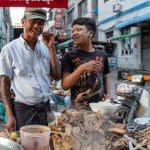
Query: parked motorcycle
[[114, 74, 150, 128], [90, 74, 150, 129]]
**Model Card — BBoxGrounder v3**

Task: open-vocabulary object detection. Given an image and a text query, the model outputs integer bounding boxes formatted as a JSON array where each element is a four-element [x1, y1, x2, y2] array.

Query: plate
[[0, 137, 23, 150]]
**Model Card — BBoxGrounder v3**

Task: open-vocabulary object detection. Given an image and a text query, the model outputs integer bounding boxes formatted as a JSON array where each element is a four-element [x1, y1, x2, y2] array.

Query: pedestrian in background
[[61, 17, 112, 110], [0, 8, 61, 131]]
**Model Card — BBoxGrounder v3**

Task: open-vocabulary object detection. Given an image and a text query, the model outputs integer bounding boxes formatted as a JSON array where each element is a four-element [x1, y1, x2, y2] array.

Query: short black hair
[[71, 17, 96, 37]]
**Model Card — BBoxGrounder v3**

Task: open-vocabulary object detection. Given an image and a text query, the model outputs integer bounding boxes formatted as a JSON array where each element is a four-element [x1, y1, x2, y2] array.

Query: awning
[[57, 39, 73, 49], [111, 32, 140, 40], [116, 13, 150, 29]]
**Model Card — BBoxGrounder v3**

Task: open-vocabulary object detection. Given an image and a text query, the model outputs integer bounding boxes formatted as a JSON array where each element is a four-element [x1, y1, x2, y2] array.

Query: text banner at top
[[0, 0, 68, 8]]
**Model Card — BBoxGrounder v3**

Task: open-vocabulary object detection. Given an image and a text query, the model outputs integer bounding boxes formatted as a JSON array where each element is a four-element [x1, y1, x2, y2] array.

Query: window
[[78, 0, 87, 17], [68, 9, 74, 25], [120, 27, 133, 56], [106, 31, 113, 42]]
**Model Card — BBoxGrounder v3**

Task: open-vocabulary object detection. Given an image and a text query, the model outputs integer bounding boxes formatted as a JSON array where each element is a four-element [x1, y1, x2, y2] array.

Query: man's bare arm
[[0, 76, 16, 131], [42, 32, 61, 80], [1, 76, 12, 110], [50, 62, 61, 80], [62, 60, 103, 90]]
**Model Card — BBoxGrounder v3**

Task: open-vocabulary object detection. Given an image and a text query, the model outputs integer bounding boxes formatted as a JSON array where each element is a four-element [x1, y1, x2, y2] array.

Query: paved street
[[109, 69, 121, 99]]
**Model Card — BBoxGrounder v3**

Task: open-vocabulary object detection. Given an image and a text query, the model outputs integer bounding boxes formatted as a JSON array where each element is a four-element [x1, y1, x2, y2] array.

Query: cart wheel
[[115, 106, 130, 124]]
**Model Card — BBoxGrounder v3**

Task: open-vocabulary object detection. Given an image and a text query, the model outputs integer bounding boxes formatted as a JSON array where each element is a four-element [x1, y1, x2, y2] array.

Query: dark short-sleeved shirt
[[61, 48, 110, 109]]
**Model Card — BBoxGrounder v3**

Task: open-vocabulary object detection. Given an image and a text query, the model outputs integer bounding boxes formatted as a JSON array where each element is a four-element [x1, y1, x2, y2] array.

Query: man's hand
[[103, 94, 113, 101], [81, 60, 103, 73], [6, 114, 16, 132], [75, 89, 91, 103], [42, 32, 55, 49]]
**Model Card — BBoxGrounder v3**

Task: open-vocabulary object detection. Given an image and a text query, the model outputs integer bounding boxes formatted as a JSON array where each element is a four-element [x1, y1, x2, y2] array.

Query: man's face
[[71, 24, 92, 46], [22, 18, 45, 38]]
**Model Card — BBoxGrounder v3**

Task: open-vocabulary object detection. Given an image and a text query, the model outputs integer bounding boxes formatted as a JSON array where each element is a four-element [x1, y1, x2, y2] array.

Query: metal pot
[[0, 137, 23, 150]]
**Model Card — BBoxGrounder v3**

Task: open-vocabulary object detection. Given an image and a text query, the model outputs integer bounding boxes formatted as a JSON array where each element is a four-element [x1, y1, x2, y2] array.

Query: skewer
[[124, 134, 147, 150], [136, 126, 150, 134]]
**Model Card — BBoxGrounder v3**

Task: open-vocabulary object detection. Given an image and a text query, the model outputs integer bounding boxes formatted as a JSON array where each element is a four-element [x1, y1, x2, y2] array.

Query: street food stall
[[1, 107, 150, 149], [0, 109, 127, 150]]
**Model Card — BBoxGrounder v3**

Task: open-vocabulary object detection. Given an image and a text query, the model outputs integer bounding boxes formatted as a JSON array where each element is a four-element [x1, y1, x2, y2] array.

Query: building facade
[[0, 8, 13, 51], [63, 0, 98, 39], [48, 0, 98, 51], [98, 0, 150, 71]]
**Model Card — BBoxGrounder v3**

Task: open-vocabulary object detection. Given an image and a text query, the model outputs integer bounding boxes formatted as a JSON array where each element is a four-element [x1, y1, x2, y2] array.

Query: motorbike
[[90, 74, 150, 127], [114, 74, 150, 128]]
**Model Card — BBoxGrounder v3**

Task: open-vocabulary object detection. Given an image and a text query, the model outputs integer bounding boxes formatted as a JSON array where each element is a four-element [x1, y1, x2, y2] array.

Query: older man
[[0, 8, 61, 131]]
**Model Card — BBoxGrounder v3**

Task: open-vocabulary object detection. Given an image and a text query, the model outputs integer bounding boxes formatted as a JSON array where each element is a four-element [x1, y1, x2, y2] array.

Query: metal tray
[[0, 137, 23, 150]]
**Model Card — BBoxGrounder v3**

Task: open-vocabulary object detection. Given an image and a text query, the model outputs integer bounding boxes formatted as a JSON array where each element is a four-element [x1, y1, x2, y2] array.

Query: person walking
[[61, 17, 112, 110], [0, 8, 61, 131]]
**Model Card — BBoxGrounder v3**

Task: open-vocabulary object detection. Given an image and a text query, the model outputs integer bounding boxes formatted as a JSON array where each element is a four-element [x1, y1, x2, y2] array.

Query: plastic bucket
[[20, 125, 50, 150]]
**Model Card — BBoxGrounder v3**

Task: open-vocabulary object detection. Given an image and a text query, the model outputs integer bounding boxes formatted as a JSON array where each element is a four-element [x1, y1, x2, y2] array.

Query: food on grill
[[9, 132, 17, 141], [49, 109, 127, 150], [0, 131, 19, 142], [133, 126, 150, 149], [108, 124, 127, 135]]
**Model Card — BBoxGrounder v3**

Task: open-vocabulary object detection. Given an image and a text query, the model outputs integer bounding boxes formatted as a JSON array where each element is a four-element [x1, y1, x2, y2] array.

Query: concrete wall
[[98, 0, 149, 30], [98, 0, 150, 70], [117, 27, 142, 70], [53, 0, 98, 40]]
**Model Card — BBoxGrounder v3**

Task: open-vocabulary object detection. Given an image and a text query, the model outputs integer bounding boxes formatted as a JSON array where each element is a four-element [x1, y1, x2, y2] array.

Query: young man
[[61, 17, 111, 110], [0, 8, 61, 131]]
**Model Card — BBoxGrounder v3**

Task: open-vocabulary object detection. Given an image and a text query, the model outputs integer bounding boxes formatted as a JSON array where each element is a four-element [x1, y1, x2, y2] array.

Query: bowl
[[134, 118, 150, 130], [89, 101, 121, 115]]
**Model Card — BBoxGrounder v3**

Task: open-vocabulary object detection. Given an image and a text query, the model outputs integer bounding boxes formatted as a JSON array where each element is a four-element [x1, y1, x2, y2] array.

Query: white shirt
[[0, 35, 53, 105]]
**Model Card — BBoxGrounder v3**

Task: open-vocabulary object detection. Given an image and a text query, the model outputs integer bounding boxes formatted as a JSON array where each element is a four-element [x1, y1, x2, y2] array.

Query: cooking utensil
[[0, 137, 23, 150]]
